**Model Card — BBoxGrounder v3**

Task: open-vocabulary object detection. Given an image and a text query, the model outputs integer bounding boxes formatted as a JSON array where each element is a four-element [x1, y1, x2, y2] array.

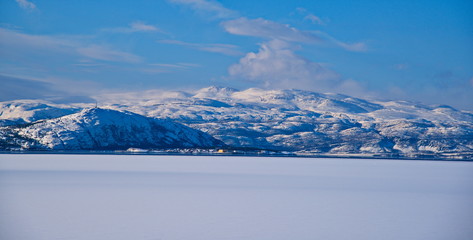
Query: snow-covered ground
[[0, 154, 472, 240]]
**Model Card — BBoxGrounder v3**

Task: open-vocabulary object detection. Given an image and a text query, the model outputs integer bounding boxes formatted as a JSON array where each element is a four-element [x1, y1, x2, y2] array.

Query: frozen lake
[[1, 154, 472, 240]]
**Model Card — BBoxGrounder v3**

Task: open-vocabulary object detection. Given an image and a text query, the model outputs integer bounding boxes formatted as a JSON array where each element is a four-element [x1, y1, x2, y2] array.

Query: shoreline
[[1, 150, 472, 162]]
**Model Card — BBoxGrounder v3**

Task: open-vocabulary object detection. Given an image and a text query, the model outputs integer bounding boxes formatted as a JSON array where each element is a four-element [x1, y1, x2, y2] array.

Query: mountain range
[[1, 86, 472, 159]]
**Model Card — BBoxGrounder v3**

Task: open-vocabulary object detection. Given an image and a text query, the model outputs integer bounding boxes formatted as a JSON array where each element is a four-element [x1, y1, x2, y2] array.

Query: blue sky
[[1, 0, 472, 109]]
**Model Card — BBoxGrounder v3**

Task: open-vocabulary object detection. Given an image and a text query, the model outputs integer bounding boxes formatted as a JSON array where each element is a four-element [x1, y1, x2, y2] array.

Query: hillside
[[0, 108, 223, 150]]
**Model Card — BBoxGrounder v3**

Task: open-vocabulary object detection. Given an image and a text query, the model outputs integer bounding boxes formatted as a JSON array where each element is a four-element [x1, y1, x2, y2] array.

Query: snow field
[[0, 154, 472, 240]]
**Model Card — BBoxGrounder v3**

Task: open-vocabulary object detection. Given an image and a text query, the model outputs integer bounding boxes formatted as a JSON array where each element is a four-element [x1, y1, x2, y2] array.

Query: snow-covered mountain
[[1, 86, 472, 158], [0, 108, 223, 150]]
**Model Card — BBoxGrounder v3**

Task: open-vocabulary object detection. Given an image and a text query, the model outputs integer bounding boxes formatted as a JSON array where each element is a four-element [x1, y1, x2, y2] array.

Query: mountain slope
[[1, 108, 223, 150]]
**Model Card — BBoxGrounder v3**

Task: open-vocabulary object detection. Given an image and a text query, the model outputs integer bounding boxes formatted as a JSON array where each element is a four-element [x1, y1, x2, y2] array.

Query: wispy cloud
[[77, 45, 141, 63], [311, 30, 367, 52], [0, 27, 76, 53], [72, 59, 108, 68], [305, 14, 324, 25], [148, 63, 200, 69], [222, 17, 366, 52], [222, 17, 322, 43], [103, 21, 163, 34], [167, 1, 366, 53], [296, 8, 325, 25], [130, 21, 159, 32], [178, 63, 201, 68], [160, 39, 243, 56], [15, 0, 36, 10], [168, 0, 237, 19], [335, 41, 367, 52], [141, 62, 200, 74], [0, 28, 142, 63]]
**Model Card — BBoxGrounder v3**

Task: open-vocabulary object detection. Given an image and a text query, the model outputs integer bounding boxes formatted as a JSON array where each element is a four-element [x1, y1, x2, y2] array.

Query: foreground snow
[[0, 155, 472, 240]]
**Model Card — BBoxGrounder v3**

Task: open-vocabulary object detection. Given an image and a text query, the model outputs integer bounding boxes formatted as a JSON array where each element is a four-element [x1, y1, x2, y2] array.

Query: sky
[[1, 0, 472, 110]]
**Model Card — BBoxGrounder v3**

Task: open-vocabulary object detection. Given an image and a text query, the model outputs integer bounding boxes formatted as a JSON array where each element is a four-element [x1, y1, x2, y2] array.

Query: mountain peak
[[78, 107, 136, 118]]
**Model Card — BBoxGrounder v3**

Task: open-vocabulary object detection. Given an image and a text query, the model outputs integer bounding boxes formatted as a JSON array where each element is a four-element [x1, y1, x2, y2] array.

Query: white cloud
[[160, 39, 243, 56], [168, 0, 237, 19], [228, 39, 341, 91], [222, 18, 367, 52], [15, 0, 36, 10], [228, 39, 370, 95], [308, 30, 367, 52]]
